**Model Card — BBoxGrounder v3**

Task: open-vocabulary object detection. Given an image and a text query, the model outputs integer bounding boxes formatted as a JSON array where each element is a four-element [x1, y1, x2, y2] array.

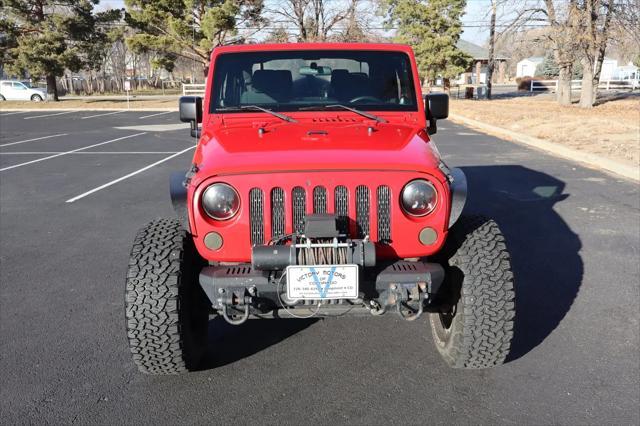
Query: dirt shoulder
[[449, 94, 640, 167], [0, 97, 178, 110]]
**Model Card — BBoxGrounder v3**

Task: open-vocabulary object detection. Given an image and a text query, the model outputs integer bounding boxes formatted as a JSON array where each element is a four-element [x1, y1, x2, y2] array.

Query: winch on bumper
[[199, 214, 445, 324]]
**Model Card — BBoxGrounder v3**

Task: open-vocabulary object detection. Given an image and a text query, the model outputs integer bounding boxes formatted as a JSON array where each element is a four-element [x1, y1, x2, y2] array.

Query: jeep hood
[[192, 120, 443, 182]]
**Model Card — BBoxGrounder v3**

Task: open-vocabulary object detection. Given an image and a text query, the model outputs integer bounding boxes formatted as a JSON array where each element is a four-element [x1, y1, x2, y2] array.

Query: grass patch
[[450, 94, 640, 166]]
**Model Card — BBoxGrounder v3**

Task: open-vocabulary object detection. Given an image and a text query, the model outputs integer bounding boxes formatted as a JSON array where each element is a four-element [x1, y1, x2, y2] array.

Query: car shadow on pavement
[[460, 165, 584, 362], [199, 317, 318, 369]]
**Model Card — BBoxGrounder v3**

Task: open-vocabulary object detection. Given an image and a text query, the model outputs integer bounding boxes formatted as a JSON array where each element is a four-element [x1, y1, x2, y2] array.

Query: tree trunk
[[579, 57, 595, 108], [557, 65, 573, 105], [46, 73, 59, 101]]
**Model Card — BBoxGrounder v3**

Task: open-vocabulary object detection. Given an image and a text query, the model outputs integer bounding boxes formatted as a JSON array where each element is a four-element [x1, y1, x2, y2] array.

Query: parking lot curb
[[448, 113, 640, 182]]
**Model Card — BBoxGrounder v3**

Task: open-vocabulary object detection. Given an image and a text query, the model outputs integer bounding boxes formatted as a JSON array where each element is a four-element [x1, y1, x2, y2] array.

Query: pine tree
[[382, 0, 472, 85], [536, 53, 582, 79], [1, 0, 121, 101], [536, 53, 559, 77], [125, 0, 264, 75]]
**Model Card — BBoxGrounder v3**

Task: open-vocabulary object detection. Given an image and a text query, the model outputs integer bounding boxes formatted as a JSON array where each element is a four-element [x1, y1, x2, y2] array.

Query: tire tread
[[125, 218, 195, 374], [431, 215, 515, 369]]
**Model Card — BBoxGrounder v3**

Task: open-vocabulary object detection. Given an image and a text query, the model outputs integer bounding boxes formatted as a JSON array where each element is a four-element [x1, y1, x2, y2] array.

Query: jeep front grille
[[253, 185, 391, 244], [355, 185, 370, 239], [334, 185, 349, 235], [313, 186, 327, 213], [377, 185, 391, 243], [249, 188, 264, 245], [271, 187, 285, 240], [292, 186, 306, 234]]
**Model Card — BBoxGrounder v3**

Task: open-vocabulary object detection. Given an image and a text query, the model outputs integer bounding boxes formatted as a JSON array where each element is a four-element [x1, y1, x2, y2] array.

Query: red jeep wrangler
[[125, 43, 515, 374]]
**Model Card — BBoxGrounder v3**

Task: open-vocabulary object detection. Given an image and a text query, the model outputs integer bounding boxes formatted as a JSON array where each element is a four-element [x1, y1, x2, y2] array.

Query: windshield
[[210, 50, 417, 113]]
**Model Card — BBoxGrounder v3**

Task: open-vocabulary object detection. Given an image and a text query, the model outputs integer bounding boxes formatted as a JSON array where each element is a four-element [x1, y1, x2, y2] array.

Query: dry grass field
[[450, 94, 640, 166]]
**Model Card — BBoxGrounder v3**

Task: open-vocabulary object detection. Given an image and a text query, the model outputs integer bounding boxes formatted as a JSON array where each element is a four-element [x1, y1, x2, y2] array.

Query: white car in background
[[0, 80, 47, 101]]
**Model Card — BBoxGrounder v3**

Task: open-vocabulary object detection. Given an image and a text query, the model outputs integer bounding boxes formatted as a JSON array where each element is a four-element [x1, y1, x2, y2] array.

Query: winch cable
[[296, 239, 348, 265]]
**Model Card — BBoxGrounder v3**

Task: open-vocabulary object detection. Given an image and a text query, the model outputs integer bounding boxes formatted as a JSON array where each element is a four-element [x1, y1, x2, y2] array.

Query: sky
[[98, 0, 493, 44]]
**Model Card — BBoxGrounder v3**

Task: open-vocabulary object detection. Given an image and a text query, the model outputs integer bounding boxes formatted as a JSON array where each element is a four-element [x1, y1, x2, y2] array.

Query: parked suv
[[125, 43, 515, 374], [0, 80, 46, 101]]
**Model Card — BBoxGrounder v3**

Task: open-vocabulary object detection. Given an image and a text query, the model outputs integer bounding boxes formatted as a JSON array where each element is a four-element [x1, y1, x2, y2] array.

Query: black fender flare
[[448, 167, 467, 228], [170, 171, 191, 232]]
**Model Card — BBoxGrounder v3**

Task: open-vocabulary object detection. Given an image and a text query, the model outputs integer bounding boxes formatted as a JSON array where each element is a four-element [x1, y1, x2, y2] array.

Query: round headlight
[[202, 183, 240, 220], [401, 179, 437, 216]]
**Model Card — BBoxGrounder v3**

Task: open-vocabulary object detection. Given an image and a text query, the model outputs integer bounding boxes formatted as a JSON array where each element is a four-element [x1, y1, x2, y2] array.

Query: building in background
[[613, 62, 639, 81], [516, 57, 544, 78], [599, 58, 618, 80], [516, 56, 627, 81], [454, 40, 509, 85]]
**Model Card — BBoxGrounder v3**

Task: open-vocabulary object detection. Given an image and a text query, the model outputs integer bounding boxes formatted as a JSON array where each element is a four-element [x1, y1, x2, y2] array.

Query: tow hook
[[387, 283, 427, 321], [218, 286, 255, 325], [368, 299, 386, 316]]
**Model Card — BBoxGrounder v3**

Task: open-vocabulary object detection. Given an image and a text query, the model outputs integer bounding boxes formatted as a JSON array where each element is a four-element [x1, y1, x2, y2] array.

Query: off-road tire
[[429, 215, 515, 369], [30, 94, 43, 102], [125, 218, 209, 374]]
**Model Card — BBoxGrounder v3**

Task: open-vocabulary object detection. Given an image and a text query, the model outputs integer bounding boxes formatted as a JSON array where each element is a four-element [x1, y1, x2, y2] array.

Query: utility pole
[[191, 22, 196, 84], [486, 0, 497, 99]]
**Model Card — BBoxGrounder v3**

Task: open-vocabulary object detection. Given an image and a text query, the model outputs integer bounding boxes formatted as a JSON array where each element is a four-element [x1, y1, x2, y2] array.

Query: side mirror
[[179, 96, 202, 123], [424, 93, 449, 135], [425, 93, 449, 120], [179, 96, 202, 138]]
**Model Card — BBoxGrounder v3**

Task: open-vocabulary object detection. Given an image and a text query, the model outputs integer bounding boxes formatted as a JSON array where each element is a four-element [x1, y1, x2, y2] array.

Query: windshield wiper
[[216, 105, 297, 122], [300, 104, 386, 123]]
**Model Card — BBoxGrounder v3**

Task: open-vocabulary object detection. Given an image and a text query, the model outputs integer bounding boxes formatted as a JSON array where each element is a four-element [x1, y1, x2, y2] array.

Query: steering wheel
[[349, 96, 382, 104]]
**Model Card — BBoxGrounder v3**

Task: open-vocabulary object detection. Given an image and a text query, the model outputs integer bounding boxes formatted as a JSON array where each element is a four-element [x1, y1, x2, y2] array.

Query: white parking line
[[456, 132, 478, 136], [139, 111, 173, 119], [0, 133, 68, 148], [0, 132, 146, 172], [65, 146, 195, 203], [0, 111, 26, 116], [81, 110, 126, 119], [23, 110, 79, 120], [0, 151, 178, 155]]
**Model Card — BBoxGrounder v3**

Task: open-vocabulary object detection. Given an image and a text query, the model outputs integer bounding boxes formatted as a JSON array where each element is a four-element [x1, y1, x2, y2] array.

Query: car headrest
[[331, 69, 349, 84], [252, 70, 292, 96]]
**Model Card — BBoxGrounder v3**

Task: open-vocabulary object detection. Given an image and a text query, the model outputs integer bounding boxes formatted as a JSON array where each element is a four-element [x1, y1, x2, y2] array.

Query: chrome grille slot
[[334, 186, 349, 235], [249, 188, 264, 245], [313, 186, 327, 213], [377, 185, 391, 243], [271, 188, 285, 239], [355, 185, 370, 238], [292, 186, 306, 234]]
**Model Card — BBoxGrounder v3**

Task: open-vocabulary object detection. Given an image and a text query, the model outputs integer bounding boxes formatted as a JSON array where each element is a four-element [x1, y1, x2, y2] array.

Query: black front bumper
[[199, 260, 445, 320]]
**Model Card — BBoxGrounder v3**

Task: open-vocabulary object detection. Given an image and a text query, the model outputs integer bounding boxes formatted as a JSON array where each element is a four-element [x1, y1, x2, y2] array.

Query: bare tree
[[576, 0, 614, 108], [501, 0, 581, 105], [544, 0, 581, 105], [268, 0, 361, 41]]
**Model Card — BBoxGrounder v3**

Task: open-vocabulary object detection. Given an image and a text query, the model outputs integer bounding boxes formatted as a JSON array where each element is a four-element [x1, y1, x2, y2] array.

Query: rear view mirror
[[424, 93, 449, 135], [179, 96, 202, 138], [299, 66, 332, 76]]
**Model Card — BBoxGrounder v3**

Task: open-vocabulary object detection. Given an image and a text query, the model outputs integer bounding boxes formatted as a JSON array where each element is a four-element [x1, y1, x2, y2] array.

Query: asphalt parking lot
[[0, 109, 638, 424]]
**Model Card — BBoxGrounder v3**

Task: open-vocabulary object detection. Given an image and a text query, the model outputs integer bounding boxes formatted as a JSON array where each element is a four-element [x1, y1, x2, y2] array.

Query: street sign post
[[124, 80, 131, 110]]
